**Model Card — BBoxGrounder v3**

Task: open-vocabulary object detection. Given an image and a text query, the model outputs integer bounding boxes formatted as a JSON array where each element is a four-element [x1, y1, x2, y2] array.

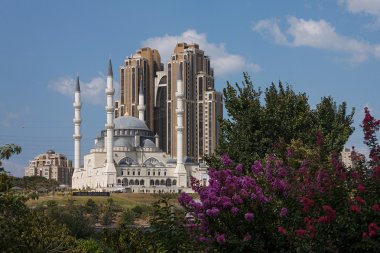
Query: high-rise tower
[[118, 47, 162, 129], [117, 43, 223, 162], [160, 43, 223, 161]]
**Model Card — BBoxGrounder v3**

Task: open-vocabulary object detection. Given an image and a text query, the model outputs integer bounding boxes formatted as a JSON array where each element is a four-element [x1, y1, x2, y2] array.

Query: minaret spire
[[105, 58, 116, 188], [175, 62, 187, 187], [73, 74, 82, 171], [108, 58, 113, 77], [137, 73, 146, 122]]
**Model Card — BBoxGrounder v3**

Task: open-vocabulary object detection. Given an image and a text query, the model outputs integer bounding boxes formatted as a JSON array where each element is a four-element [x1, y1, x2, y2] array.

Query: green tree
[[0, 144, 21, 172], [208, 74, 354, 169], [0, 173, 75, 252]]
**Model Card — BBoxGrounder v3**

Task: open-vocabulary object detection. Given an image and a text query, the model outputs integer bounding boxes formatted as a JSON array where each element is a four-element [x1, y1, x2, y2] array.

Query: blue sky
[[1, 0, 379, 176]]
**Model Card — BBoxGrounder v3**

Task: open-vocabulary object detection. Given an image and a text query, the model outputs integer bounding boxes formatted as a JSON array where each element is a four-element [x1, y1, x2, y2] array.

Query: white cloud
[[252, 19, 288, 45], [252, 16, 380, 63], [141, 29, 261, 76], [49, 74, 118, 105], [339, 0, 380, 18]]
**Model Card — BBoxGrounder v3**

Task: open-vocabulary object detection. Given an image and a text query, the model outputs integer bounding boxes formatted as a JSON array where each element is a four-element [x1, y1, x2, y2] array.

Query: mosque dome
[[114, 116, 149, 130], [114, 138, 133, 147], [143, 139, 156, 148]]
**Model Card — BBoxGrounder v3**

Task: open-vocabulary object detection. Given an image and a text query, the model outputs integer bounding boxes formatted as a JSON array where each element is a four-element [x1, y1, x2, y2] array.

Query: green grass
[[26, 192, 161, 210]]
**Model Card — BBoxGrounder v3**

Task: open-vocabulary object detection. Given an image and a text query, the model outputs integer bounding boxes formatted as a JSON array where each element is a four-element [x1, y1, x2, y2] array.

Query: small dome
[[46, 150, 55, 154], [114, 116, 149, 130], [143, 139, 156, 148], [114, 137, 133, 147]]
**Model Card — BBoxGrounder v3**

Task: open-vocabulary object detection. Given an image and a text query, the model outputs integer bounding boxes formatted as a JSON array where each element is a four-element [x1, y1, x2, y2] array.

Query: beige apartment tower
[[117, 43, 223, 162], [25, 150, 73, 186]]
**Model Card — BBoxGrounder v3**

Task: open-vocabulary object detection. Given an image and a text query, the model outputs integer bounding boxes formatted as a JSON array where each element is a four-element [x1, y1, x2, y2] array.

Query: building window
[[168, 64, 171, 100]]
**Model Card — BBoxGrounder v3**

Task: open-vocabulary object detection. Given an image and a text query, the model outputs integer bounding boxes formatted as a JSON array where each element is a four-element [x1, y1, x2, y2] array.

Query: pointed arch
[[119, 157, 135, 166], [144, 157, 161, 166]]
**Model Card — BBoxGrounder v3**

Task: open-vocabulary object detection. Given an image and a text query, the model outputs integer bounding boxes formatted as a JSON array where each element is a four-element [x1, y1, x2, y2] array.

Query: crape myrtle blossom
[[178, 108, 380, 251]]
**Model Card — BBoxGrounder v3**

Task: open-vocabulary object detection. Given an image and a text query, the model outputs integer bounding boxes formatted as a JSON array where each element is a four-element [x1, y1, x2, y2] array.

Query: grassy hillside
[[26, 192, 161, 210]]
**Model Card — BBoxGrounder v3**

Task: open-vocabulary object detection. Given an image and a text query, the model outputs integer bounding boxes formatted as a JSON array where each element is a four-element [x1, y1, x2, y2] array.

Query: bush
[[179, 108, 380, 252]]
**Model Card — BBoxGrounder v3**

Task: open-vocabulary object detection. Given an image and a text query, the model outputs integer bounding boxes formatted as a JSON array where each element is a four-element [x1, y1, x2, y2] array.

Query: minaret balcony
[[73, 102, 82, 108], [73, 134, 82, 140], [73, 119, 82, 124], [106, 106, 115, 112], [176, 109, 184, 115], [137, 105, 146, 110], [105, 123, 115, 129], [105, 88, 115, 95], [176, 126, 184, 131]]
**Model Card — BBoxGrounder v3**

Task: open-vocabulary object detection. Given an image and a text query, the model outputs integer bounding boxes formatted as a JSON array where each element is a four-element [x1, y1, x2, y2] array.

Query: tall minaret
[[137, 74, 145, 122], [73, 74, 81, 171], [175, 63, 187, 187], [105, 59, 116, 187]]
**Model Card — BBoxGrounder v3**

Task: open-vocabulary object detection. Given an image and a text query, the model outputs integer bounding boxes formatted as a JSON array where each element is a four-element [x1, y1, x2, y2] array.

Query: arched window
[[117, 179, 121, 185], [140, 179, 144, 186], [160, 179, 165, 185], [166, 178, 171, 186], [144, 157, 161, 166], [150, 179, 154, 186], [172, 180, 177, 186], [123, 178, 128, 186], [135, 179, 139, 185], [129, 179, 134, 185], [119, 157, 135, 166], [155, 179, 160, 186]]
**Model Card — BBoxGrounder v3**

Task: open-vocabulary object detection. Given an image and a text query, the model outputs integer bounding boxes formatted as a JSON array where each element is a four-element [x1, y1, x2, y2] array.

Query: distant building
[[341, 146, 366, 168], [25, 150, 73, 186]]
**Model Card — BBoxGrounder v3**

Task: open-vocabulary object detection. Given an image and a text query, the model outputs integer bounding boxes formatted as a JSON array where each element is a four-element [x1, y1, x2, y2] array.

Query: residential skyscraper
[[118, 47, 162, 130], [117, 43, 223, 162]]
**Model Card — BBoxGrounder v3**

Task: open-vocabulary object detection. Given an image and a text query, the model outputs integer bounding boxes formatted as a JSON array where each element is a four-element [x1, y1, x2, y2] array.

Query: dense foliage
[[179, 107, 380, 252], [207, 74, 355, 169]]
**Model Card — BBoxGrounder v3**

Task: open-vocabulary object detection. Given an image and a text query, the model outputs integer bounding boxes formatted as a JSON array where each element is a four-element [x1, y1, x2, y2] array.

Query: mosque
[[71, 60, 208, 193]]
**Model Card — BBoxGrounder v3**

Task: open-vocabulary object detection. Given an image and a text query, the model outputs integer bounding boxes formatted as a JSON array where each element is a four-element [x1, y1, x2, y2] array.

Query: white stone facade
[[71, 59, 209, 193]]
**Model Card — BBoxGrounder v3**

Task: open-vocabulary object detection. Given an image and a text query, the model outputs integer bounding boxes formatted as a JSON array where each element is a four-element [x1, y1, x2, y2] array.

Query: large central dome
[[114, 116, 149, 130]]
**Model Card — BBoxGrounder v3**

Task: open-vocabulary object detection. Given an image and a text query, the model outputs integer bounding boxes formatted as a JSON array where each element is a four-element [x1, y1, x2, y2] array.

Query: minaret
[[137, 74, 145, 122], [73, 74, 81, 171], [105, 59, 116, 188], [175, 63, 187, 187]]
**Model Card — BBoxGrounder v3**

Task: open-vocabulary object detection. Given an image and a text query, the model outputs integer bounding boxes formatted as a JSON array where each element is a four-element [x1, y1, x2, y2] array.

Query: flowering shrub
[[179, 108, 380, 252]]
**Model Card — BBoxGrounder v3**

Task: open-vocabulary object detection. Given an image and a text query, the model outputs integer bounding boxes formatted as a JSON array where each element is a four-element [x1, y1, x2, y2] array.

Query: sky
[[0, 0, 379, 177]]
